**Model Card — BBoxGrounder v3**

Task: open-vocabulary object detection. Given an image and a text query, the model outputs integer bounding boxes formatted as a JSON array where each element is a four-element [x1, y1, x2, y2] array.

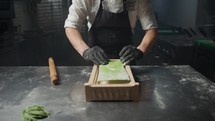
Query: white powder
[[0, 81, 6, 91], [170, 66, 215, 96], [80, 68, 91, 76]]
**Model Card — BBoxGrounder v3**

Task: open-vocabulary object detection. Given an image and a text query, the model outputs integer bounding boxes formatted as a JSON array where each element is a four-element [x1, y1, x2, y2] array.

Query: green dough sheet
[[97, 60, 130, 84]]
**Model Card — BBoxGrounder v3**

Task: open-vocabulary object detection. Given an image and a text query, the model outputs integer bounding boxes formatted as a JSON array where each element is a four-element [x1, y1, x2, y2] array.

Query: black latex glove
[[119, 45, 144, 64], [83, 46, 109, 65]]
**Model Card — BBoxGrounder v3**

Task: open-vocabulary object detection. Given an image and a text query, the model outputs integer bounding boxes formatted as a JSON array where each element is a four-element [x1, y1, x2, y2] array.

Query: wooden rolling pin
[[48, 57, 58, 85]]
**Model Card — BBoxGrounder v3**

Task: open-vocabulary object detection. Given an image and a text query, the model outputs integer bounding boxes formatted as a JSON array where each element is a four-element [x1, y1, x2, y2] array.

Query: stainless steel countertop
[[0, 66, 215, 121]]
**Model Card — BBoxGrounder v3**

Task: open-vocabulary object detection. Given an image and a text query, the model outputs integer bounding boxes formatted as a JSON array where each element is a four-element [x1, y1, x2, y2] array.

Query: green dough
[[22, 105, 50, 121], [97, 60, 130, 84]]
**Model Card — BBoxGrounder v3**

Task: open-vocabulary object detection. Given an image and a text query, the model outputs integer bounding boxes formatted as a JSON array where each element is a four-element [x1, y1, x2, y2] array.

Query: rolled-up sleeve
[[64, 0, 88, 30], [138, 0, 158, 30]]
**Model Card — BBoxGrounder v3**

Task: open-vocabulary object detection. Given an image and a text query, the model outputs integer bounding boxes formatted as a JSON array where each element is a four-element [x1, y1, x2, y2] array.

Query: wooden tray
[[85, 64, 139, 101]]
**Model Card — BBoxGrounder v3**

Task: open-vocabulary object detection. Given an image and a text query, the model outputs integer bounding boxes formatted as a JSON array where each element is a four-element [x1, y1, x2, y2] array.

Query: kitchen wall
[[13, 0, 67, 33], [196, 0, 215, 26], [152, 0, 198, 28]]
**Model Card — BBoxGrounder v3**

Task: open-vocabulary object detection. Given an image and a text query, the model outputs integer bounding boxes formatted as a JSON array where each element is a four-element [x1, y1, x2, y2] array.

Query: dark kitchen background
[[0, 0, 214, 82]]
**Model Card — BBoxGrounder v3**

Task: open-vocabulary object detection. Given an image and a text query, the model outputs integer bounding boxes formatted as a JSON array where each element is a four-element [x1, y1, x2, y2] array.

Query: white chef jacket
[[64, 0, 158, 33]]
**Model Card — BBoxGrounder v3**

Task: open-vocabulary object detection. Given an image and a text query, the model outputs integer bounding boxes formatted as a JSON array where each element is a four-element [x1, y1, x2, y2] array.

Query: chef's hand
[[83, 46, 109, 65], [119, 45, 144, 64]]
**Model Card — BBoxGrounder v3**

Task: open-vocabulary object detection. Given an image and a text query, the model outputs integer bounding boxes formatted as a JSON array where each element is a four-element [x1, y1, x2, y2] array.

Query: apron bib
[[88, 0, 132, 58]]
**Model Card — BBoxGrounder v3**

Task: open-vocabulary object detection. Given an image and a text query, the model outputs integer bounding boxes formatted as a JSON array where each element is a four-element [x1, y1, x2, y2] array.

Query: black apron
[[88, 0, 133, 59]]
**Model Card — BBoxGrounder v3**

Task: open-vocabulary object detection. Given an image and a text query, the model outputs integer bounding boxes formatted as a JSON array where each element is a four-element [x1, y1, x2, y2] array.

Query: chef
[[64, 0, 158, 65]]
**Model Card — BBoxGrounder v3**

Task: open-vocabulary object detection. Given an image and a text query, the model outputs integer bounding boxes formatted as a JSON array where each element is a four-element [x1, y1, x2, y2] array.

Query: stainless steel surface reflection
[[0, 66, 215, 121]]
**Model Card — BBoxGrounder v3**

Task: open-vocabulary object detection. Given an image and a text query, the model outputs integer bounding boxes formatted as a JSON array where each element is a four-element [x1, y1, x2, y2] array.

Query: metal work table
[[0, 66, 215, 121]]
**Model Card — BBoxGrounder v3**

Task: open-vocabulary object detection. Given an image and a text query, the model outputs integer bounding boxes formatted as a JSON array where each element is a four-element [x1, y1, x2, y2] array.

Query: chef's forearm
[[137, 28, 158, 54], [65, 28, 89, 56]]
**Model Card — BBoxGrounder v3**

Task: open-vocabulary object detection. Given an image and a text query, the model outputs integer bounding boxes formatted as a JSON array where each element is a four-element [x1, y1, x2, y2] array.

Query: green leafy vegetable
[[22, 105, 50, 121]]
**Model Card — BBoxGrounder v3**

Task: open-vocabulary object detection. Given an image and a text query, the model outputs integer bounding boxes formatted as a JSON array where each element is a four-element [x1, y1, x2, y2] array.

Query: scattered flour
[[170, 66, 215, 100], [154, 89, 167, 109], [80, 68, 91, 76], [0, 81, 6, 91]]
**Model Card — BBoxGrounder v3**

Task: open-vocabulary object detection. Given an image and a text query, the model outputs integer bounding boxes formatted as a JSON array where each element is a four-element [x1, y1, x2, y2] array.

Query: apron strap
[[123, 0, 128, 11], [100, 0, 103, 8]]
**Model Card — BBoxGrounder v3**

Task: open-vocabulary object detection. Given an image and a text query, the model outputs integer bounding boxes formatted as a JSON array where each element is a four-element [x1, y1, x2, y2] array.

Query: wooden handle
[[48, 57, 58, 85]]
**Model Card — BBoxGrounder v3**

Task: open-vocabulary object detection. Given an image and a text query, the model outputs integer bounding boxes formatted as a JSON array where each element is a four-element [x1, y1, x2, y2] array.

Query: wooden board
[[84, 63, 139, 101]]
